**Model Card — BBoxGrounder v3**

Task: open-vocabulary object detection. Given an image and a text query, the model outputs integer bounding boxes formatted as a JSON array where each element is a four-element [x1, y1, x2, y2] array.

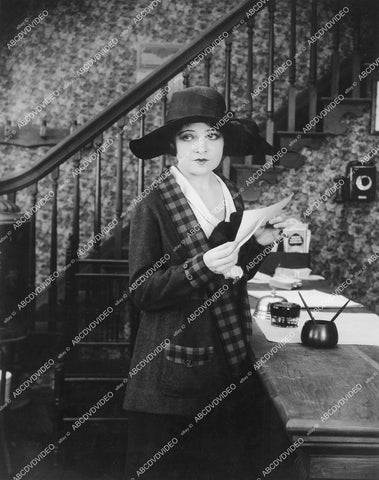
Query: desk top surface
[[248, 282, 379, 444]]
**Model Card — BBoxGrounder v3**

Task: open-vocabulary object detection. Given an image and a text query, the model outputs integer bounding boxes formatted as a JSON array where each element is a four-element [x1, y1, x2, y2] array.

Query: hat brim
[[129, 116, 275, 160]]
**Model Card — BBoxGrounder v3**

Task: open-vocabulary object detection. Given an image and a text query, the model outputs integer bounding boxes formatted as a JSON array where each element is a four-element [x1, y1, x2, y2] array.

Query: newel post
[[0, 198, 31, 338]]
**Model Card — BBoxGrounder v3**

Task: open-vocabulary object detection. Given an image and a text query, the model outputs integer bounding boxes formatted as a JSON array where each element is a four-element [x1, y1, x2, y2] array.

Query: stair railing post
[[352, 2, 361, 98], [71, 120, 81, 257], [182, 67, 190, 89], [266, 0, 276, 147], [224, 32, 233, 112], [308, 0, 318, 127], [28, 183, 38, 331], [245, 17, 255, 166], [93, 133, 104, 258], [204, 55, 212, 87], [223, 32, 233, 178], [287, 0, 297, 131], [48, 167, 59, 331], [115, 117, 125, 259], [246, 17, 254, 119], [137, 113, 145, 196], [160, 85, 169, 172], [331, 0, 341, 97]]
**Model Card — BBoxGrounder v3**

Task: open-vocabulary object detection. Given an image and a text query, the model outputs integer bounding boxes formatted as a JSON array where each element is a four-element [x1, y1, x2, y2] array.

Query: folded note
[[235, 194, 293, 248]]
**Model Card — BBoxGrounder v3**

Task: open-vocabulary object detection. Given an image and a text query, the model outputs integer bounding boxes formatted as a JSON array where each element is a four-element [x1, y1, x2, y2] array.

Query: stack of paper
[[248, 289, 362, 308]]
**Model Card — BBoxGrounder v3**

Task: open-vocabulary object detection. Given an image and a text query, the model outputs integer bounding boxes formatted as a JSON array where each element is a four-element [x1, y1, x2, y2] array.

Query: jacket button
[[185, 359, 193, 368]]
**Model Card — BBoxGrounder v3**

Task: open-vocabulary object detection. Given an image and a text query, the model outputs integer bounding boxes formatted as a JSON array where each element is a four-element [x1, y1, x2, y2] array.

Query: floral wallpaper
[[0, 0, 377, 312], [246, 106, 379, 314]]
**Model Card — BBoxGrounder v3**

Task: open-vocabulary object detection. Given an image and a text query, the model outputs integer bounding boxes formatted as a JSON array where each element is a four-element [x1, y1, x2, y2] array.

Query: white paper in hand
[[235, 195, 293, 248]]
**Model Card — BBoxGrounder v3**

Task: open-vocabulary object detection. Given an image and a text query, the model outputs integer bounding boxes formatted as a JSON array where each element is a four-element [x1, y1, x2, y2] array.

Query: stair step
[[63, 416, 128, 422], [231, 164, 283, 202], [321, 97, 371, 104], [277, 131, 329, 137], [320, 97, 371, 134], [277, 131, 329, 152], [72, 341, 130, 346], [77, 259, 128, 265], [75, 272, 129, 278], [64, 375, 127, 382]]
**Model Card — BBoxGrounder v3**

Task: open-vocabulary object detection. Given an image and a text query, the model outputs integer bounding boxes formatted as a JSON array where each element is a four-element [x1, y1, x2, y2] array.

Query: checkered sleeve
[[183, 253, 217, 288], [129, 194, 220, 311]]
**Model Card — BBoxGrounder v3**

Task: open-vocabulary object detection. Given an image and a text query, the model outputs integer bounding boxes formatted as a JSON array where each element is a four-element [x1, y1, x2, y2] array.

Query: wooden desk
[[248, 284, 379, 480]]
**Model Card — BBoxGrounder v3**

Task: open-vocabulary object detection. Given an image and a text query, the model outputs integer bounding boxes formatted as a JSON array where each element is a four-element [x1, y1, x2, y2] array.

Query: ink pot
[[270, 302, 300, 328]]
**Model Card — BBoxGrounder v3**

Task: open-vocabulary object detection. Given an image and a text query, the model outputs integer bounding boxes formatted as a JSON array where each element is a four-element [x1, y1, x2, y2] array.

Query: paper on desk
[[234, 195, 293, 248], [253, 310, 379, 346], [247, 272, 273, 284], [248, 289, 362, 308]]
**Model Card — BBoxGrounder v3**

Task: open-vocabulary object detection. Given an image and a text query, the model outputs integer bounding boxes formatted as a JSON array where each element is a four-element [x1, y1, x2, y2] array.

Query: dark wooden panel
[[310, 454, 379, 479]]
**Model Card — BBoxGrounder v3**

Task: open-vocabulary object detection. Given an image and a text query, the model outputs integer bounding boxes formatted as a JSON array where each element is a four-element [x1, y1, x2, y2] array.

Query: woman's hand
[[254, 216, 299, 246], [203, 241, 240, 275]]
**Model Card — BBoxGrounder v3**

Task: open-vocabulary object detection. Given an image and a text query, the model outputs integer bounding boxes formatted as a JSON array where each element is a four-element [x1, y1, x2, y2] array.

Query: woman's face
[[175, 122, 224, 177]]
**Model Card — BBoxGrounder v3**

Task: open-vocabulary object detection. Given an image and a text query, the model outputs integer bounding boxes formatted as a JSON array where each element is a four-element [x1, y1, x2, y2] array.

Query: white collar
[[170, 165, 236, 238]]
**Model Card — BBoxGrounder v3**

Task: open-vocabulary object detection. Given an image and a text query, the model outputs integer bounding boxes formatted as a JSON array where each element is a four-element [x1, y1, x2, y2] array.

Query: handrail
[[0, 0, 258, 195]]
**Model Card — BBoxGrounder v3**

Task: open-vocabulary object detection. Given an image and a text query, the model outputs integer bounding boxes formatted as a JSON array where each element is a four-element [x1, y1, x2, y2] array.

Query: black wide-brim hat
[[129, 86, 275, 160]]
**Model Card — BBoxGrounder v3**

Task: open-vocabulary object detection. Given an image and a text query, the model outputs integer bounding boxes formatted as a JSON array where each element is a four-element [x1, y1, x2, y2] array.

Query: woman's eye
[[207, 131, 221, 140], [178, 133, 194, 141]]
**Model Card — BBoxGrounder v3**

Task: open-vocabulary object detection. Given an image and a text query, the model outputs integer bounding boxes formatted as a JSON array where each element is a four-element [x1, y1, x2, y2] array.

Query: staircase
[[0, 0, 378, 467]]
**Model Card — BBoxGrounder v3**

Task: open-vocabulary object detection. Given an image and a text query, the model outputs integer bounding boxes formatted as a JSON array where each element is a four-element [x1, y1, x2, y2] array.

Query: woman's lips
[[194, 158, 209, 164]]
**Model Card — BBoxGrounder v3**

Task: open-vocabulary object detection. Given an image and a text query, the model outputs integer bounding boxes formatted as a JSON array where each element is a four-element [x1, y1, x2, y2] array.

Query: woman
[[124, 86, 292, 480]]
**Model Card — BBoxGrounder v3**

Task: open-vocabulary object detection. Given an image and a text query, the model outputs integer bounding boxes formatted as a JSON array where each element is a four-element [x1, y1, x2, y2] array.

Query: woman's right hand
[[203, 241, 239, 275]]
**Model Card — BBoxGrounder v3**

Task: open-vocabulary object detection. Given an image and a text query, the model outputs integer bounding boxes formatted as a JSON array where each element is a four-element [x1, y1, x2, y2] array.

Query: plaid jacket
[[158, 168, 257, 378], [124, 168, 265, 415]]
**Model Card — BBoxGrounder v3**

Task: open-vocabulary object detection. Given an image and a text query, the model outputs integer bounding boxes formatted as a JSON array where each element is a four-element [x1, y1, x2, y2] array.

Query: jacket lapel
[[158, 168, 210, 258], [158, 168, 244, 257]]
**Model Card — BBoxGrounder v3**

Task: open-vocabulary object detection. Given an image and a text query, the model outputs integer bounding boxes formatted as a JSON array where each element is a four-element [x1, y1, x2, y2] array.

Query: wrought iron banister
[[0, 0, 258, 195]]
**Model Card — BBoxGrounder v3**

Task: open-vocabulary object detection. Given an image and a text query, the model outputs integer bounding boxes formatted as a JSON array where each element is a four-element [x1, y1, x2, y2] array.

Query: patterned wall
[[0, 0, 377, 311]]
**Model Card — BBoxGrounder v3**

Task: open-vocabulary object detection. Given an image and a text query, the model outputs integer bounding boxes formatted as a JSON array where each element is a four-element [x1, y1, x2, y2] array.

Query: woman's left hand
[[254, 216, 299, 246]]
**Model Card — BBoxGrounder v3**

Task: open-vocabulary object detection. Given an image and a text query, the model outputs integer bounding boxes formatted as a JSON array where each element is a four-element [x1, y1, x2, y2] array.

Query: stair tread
[[72, 340, 130, 345], [78, 259, 128, 264], [65, 375, 127, 381], [75, 272, 129, 278], [321, 96, 371, 102], [63, 416, 128, 421], [65, 369, 128, 379], [276, 131, 331, 136]]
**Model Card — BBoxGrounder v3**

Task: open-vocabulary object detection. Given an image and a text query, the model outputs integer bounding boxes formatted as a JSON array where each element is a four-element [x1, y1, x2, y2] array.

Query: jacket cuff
[[183, 253, 216, 288]]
